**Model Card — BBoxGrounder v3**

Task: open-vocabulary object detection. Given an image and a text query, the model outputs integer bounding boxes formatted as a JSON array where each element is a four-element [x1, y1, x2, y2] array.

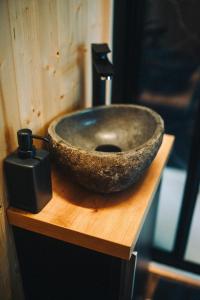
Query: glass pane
[[137, 0, 200, 252], [184, 185, 200, 264], [154, 167, 186, 251]]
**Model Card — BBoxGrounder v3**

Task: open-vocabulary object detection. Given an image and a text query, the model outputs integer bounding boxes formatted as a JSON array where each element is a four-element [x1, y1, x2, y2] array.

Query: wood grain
[[0, 0, 113, 298], [0, 1, 24, 299], [7, 134, 174, 260]]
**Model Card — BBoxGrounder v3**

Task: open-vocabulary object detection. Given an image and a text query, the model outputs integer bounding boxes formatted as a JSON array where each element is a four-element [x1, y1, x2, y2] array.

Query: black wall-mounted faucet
[[91, 43, 114, 106]]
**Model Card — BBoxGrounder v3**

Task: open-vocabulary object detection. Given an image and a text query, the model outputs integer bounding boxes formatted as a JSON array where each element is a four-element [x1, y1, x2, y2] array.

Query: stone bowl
[[48, 104, 164, 193]]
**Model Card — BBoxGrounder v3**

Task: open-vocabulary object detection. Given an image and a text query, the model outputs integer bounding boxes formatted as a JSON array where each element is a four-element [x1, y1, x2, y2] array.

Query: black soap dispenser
[[4, 129, 52, 213]]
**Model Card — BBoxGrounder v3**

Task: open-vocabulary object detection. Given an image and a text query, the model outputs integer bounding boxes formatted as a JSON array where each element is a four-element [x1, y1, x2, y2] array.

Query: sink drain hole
[[95, 144, 122, 153]]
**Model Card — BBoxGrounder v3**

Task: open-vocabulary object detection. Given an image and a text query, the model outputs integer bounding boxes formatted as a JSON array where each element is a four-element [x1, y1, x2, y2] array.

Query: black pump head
[[17, 129, 49, 159], [17, 129, 36, 159]]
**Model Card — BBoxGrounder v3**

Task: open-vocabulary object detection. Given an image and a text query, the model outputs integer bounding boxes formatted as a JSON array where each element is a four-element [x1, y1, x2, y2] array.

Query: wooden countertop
[[7, 134, 174, 260]]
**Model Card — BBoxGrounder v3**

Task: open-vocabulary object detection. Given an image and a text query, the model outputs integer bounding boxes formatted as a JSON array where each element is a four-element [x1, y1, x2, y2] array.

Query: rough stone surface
[[48, 104, 164, 193]]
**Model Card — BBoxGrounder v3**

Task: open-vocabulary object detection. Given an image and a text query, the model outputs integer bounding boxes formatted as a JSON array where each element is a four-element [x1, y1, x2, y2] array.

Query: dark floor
[[154, 279, 200, 300]]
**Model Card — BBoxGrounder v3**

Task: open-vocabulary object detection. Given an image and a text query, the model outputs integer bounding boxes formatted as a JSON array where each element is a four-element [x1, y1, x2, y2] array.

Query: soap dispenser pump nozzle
[[17, 128, 36, 159], [17, 128, 49, 159]]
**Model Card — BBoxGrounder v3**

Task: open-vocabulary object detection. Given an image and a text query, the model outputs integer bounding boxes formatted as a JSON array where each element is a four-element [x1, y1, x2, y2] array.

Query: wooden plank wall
[[0, 1, 113, 299]]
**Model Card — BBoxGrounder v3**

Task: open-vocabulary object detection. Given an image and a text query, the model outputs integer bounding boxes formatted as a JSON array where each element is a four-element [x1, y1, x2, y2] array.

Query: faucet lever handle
[[92, 43, 111, 58]]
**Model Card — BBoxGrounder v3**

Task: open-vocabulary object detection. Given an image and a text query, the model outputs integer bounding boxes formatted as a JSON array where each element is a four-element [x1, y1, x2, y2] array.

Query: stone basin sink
[[48, 104, 164, 193]]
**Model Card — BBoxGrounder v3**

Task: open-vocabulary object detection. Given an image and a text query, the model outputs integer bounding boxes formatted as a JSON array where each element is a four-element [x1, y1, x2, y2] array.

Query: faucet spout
[[92, 43, 114, 106]]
